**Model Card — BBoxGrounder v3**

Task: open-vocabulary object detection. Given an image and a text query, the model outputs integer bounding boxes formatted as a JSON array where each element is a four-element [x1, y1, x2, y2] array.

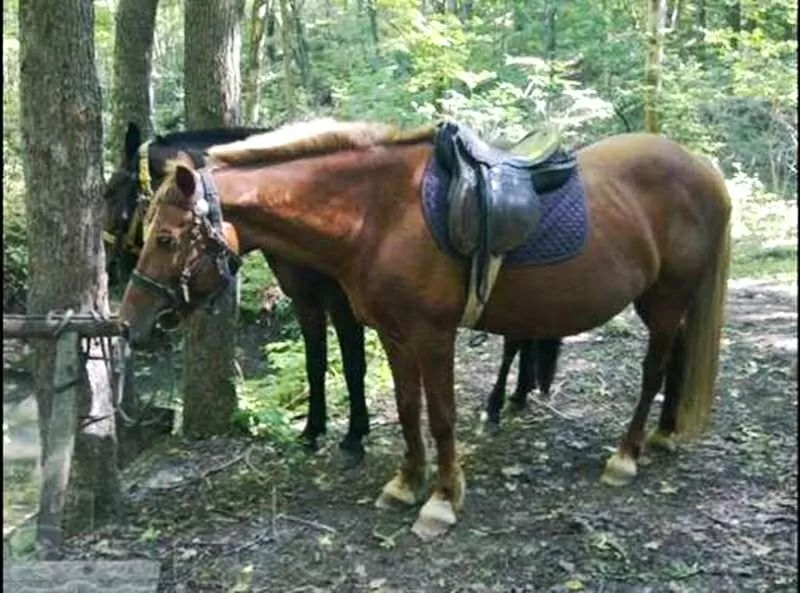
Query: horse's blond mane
[[206, 118, 436, 167]]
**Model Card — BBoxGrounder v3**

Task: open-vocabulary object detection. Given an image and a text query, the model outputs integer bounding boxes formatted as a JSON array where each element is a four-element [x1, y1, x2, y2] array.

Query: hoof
[[601, 452, 638, 487], [506, 396, 528, 414], [298, 430, 320, 453], [375, 472, 427, 510], [411, 494, 457, 541], [646, 430, 677, 454], [337, 441, 366, 470], [484, 417, 501, 436]]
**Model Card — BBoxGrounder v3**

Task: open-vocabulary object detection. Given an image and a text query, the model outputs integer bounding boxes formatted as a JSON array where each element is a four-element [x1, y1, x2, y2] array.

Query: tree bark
[[243, 0, 269, 125], [644, 0, 667, 133], [183, 0, 243, 437], [726, 0, 741, 50], [265, 3, 278, 64], [366, 0, 380, 55], [185, 0, 243, 127], [109, 0, 159, 161], [279, 0, 297, 115], [19, 0, 120, 553], [289, 0, 312, 92]]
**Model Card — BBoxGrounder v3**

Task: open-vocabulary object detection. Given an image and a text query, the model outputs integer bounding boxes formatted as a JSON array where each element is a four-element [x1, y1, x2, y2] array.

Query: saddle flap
[[438, 131, 482, 256], [485, 165, 542, 255]]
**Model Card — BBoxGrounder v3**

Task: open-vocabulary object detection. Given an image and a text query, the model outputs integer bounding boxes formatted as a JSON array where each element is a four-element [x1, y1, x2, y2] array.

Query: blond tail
[[676, 176, 732, 437]]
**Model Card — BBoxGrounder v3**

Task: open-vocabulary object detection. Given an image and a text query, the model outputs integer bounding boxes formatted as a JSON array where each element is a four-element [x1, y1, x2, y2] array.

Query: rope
[[45, 308, 76, 337]]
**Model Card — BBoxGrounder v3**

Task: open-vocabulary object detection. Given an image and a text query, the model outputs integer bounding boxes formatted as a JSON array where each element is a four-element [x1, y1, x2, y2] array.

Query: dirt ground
[[11, 279, 799, 592]]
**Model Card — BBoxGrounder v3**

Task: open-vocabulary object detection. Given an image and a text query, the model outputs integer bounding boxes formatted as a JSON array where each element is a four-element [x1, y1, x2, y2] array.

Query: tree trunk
[[265, 2, 278, 64], [183, 0, 243, 437], [19, 0, 120, 554], [109, 0, 159, 161], [185, 0, 243, 127], [243, 0, 269, 125], [279, 0, 296, 115], [366, 0, 380, 55], [726, 0, 741, 50], [289, 0, 312, 92], [460, 0, 473, 21], [546, 2, 557, 86], [644, 0, 667, 133]]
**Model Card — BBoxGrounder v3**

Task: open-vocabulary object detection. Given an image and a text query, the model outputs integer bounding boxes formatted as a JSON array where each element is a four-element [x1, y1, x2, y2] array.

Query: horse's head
[[104, 122, 150, 287], [119, 159, 241, 349]]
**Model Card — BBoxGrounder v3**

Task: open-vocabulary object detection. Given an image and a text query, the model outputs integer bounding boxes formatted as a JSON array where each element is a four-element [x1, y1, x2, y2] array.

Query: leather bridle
[[129, 169, 242, 329]]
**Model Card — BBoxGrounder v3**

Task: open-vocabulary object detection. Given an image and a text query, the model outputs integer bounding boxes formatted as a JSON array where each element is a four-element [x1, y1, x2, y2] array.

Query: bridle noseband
[[130, 169, 242, 328]]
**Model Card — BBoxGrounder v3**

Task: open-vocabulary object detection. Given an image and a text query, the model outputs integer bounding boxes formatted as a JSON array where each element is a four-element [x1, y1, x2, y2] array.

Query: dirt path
[[41, 281, 800, 591]]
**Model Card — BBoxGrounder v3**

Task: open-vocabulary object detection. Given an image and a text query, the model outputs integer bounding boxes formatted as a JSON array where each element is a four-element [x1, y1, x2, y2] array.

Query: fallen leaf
[[659, 482, 679, 495], [644, 540, 661, 550], [501, 465, 525, 478], [564, 578, 585, 591]]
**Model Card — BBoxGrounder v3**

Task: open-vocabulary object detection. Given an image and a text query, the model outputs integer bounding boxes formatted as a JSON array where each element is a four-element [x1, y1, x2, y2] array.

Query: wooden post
[[36, 331, 80, 555]]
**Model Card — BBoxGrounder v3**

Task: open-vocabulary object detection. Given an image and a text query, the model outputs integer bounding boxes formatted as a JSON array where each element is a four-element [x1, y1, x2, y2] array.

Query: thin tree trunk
[[644, 0, 667, 133], [19, 0, 119, 554], [265, 2, 278, 63], [289, 0, 312, 91], [110, 0, 159, 161], [545, 1, 557, 114], [183, 0, 243, 437], [279, 0, 296, 114], [460, 0, 473, 21], [366, 0, 379, 55], [243, 0, 269, 124], [726, 0, 741, 50]]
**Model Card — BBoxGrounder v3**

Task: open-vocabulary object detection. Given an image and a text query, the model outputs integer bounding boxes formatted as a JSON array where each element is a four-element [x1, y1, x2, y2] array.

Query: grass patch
[[731, 240, 797, 281], [238, 253, 278, 323]]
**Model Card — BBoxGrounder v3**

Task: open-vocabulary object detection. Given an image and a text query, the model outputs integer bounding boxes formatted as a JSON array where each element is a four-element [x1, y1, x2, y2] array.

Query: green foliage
[[234, 326, 392, 439]]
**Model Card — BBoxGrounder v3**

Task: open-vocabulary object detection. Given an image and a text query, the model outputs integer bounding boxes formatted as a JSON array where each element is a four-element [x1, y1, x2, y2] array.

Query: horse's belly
[[477, 262, 645, 339]]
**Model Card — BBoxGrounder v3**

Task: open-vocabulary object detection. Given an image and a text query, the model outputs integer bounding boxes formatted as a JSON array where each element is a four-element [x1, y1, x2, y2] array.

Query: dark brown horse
[[117, 120, 731, 540]]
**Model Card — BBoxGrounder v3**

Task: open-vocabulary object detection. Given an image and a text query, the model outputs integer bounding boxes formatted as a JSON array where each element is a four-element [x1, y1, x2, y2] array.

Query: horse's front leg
[[292, 298, 328, 451], [413, 328, 464, 540], [328, 287, 368, 468], [375, 332, 429, 509]]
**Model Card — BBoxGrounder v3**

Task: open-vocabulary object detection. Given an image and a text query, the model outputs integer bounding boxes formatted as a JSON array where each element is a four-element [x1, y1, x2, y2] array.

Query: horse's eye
[[156, 235, 178, 250]]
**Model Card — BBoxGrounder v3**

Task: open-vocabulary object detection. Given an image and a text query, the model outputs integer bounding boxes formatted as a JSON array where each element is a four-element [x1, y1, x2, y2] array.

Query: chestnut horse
[[117, 119, 731, 540], [104, 123, 561, 453], [103, 123, 369, 464]]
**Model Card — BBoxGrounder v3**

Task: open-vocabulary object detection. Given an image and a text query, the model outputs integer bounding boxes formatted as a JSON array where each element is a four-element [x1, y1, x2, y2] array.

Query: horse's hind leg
[[507, 340, 537, 411], [327, 285, 369, 467], [534, 338, 562, 399], [486, 337, 522, 430], [646, 326, 686, 454], [602, 293, 687, 487]]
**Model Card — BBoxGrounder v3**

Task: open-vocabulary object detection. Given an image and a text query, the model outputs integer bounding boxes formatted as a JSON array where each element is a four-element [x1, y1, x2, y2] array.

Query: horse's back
[[578, 132, 731, 218]]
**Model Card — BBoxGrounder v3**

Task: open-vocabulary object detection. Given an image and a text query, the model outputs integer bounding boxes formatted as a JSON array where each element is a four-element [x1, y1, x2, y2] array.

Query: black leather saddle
[[433, 120, 577, 303]]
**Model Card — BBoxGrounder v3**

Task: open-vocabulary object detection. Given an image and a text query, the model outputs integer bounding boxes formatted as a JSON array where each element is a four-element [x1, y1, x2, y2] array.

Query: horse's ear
[[174, 165, 197, 204], [124, 122, 141, 163]]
